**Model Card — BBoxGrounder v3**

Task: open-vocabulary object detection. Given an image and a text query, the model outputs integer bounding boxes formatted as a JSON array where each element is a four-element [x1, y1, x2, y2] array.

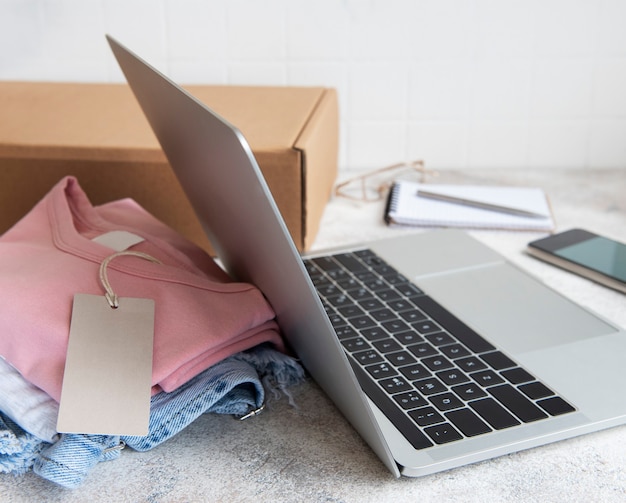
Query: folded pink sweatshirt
[[0, 177, 284, 401]]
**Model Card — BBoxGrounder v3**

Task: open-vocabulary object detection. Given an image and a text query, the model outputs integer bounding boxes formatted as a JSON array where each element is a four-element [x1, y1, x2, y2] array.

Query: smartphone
[[527, 228, 626, 293]]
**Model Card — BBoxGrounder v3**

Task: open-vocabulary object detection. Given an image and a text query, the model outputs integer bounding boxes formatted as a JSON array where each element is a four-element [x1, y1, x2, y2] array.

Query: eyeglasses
[[333, 160, 437, 202]]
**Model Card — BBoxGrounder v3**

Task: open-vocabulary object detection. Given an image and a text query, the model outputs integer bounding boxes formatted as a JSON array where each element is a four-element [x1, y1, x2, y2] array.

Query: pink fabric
[[0, 177, 284, 401]]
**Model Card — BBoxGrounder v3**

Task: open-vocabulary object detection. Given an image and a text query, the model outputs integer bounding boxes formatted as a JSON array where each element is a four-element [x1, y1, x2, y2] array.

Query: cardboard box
[[0, 82, 338, 251]]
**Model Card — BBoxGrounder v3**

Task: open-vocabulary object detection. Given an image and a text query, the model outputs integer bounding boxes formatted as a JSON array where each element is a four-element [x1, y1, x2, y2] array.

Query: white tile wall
[[1, 0, 626, 171]]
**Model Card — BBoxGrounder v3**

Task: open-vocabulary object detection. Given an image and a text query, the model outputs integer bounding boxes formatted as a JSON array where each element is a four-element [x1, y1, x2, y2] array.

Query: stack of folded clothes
[[0, 177, 304, 488]]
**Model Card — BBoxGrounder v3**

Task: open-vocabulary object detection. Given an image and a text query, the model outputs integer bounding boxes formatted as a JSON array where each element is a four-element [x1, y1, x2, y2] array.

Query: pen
[[416, 189, 549, 219]]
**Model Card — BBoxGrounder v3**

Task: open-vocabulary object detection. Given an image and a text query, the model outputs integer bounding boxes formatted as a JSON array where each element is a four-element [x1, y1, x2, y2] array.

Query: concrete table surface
[[2, 168, 625, 502]]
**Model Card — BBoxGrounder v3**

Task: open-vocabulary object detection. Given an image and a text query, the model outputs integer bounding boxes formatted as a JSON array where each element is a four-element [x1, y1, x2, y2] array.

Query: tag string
[[99, 251, 162, 308]]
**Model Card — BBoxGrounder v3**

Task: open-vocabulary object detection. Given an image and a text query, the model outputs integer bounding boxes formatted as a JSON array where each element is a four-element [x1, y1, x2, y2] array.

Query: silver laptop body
[[107, 35, 626, 477]]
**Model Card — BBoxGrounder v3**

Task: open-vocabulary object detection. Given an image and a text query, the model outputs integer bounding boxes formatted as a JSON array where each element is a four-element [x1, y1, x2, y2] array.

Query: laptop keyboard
[[303, 249, 576, 449]]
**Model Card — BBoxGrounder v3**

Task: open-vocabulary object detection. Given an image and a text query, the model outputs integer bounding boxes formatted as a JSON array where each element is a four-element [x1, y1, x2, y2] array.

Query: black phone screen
[[554, 235, 626, 282]]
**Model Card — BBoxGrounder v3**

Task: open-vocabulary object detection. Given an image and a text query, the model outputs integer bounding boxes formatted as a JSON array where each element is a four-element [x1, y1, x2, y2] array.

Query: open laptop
[[107, 35, 626, 477]]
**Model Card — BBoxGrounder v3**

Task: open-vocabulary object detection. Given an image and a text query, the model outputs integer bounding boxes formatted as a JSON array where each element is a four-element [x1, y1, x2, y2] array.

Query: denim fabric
[[123, 356, 266, 451], [33, 346, 304, 488], [0, 412, 47, 475], [233, 345, 305, 407], [0, 358, 59, 442], [33, 434, 121, 489]]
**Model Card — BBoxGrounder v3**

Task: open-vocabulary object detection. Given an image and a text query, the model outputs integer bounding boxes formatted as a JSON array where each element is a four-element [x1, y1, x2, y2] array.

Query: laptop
[[107, 35, 626, 477]]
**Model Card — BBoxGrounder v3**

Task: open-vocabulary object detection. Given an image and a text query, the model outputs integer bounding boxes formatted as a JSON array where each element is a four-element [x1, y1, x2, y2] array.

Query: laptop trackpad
[[417, 263, 617, 355]]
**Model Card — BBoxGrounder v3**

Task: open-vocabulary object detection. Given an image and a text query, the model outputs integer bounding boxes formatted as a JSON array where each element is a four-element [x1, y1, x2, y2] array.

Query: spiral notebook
[[384, 181, 555, 231]]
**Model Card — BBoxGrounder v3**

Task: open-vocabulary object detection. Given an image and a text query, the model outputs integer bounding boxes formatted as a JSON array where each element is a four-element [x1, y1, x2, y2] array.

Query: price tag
[[57, 251, 159, 436]]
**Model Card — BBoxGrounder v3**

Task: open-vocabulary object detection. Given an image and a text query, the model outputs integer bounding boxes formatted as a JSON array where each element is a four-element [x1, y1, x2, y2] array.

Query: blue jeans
[[0, 412, 47, 475], [32, 345, 303, 488]]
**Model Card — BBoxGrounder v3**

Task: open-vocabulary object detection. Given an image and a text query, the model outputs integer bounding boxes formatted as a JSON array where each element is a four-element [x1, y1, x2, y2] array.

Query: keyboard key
[[386, 299, 415, 313], [355, 249, 383, 265], [365, 362, 396, 379], [328, 314, 346, 329], [376, 289, 401, 302], [424, 423, 463, 444], [386, 351, 417, 367], [456, 356, 487, 373], [452, 383, 488, 401], [394, 391, 428, 410], [309, 274, 331, 287], [319, 299, 333, 314], [396, 331, 424, 345], [303, 259, 318, 275], [311, 256, 340, 272], [407, 342, 438, 358], [360, 327, 389, 341], [481, 351, 517, 370], [336, 277, 360, 290], [501, 367, 535, 385], [382, 272, 409, 286], [425, 332, 454, 346], [326, 269, 350, 281], [334, 253, 367, 272], [537, 396, 576, 416], [470, 398, 520, 430], [341, 337, 371, 352], [445, 409, 492, 437], [374, 265, 396, 277], [362, 278, 387, 291], [399, 363, 432, 381], [395, 283, 424, 297], [350, 315, 377, 330], [381, 319, 411, 333], [436, 368, 469, 386], [338, 304, 365, 318], [399, 309, 428, 323], [373, 339, 402, 353], [358, 298, 385, 311], [422, 355, 454, 372], [519, 381, 554, 400], [355, 271, 375, 282], [429, 392, 464, 411], [354, 350, 384, 365], [354, 249, 378, 261], [488, 384, 548, 423], [363, 253, 389, 267], [379, 376, 413, 394], [439, 343, 471, 360], [414, 377, 447, 395], [318, 284, 341, 297], [371, 308, 398, 322], [409, 406, 444, 426], [350, 288, 374, 300], [326, 293, 352, 307], [471, 370, 505, 387], [412, 320, 442, 335], [334, 325, 358, 340]]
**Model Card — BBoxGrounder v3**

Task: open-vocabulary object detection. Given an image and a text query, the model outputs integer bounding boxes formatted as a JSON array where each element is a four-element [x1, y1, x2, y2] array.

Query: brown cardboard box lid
[[0, 82, 328, 162]]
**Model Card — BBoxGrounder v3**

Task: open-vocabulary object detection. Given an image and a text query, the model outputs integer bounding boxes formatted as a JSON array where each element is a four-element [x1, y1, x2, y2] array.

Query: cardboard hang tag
[[57, 251, 160, 436], [57, 294, 154, 436]]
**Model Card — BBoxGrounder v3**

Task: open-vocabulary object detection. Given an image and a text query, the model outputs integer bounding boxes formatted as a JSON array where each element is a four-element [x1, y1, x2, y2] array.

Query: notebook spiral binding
[[384, 182, 401, 224]]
